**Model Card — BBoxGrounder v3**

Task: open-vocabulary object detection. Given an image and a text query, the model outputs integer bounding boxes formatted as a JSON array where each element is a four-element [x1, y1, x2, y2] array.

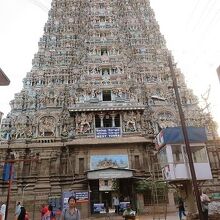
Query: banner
[[2, 163, 13, 181], [48, 196, 62, 211], [93, 203, 105, 213]]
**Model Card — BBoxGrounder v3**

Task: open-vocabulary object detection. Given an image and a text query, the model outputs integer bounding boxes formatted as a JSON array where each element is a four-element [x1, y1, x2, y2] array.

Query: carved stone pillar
[[84, 149, 89, 171], [110, 113, 116, 127], [99, 113, 104, 127], [130, 148, 134, 169], [35, 153, 51, 193]]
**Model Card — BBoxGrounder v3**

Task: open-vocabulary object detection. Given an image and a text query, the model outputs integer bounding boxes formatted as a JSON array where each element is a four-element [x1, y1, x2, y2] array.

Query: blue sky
[[0, 0, 220, 133]]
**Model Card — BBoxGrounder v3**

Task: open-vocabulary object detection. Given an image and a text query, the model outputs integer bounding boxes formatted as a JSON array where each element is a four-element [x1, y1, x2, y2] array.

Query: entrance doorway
[[101, 191, 112, 211], [89, 178, 134, 214]]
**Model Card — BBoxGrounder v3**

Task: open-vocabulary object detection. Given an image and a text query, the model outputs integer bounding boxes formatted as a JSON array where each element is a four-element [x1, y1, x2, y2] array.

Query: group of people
[[1, 201, 29, 220], [0, 196, 80, 220], [177, 190, 211, 220], [41, 204, 56, 220], [0, 190, 212, 220], [41, 196, 80, 220], [14, 202, 29, 220]]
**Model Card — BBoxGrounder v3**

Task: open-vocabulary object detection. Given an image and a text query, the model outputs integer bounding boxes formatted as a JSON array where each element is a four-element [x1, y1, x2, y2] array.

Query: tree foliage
[[135, 179, 166, 193]]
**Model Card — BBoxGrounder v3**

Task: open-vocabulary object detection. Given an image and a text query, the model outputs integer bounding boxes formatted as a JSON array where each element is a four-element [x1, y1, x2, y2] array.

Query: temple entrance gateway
[[87, 168, 134, 214]]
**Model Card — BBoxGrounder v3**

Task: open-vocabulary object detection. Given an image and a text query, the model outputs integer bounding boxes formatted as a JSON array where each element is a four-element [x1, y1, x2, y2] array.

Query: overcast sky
[[0, 0, 220, 133]]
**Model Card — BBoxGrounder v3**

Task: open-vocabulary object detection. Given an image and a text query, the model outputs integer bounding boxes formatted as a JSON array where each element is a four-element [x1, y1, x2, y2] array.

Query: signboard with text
[[96, 128, 121, 138], [48, 196, 62, 211], [62, 191, 89, 209]]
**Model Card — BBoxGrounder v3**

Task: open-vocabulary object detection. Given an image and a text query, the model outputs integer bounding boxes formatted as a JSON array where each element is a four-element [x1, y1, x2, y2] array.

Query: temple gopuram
[[0, 0, 219, 219]]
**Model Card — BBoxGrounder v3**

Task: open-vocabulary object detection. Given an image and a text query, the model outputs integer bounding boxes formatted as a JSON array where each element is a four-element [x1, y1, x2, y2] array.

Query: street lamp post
[[21, 184, 33, 204], [168, 55, 204, 220]]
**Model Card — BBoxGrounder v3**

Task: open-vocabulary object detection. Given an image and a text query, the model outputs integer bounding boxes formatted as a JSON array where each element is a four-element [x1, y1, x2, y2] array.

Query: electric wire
[[190, 0, 216, 33], [185, 0, 201, 28], [28, 0, 50, 12]]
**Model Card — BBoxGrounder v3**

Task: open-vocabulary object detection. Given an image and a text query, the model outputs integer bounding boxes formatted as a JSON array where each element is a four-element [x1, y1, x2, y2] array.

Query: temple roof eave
[[0, 136, 153, 148], [68, 105, 146, 113], [67, 136, 152, 146]]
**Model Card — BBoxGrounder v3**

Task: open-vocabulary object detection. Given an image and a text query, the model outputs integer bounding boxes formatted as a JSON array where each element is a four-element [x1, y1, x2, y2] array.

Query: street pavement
[[83, 212, 180, 220]]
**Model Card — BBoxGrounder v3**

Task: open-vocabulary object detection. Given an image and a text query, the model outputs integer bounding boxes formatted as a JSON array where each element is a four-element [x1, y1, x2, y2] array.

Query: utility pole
[[168, 55, 204, 220], [2, 157, 38, 220], [4, 161, 14, 220]]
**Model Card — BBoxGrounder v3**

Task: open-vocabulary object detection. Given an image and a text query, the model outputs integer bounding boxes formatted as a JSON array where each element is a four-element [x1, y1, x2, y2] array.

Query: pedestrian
[[122, 203, 135, 220], [14, 201, 21, 220], [0, 202, 2, 220], [0, 201, 6, 220], [112, 196, 119, 214], [177, 197, 186, 220], [200, 190, 211, 220], [61, 196, 80, 220], [48, 204, 56, 220], [25, 211, 29, 220], [55, 208, 62, 220], [17, 206, 26, 220], [41, 204, 48, 219], [41, 205, 50, 220]]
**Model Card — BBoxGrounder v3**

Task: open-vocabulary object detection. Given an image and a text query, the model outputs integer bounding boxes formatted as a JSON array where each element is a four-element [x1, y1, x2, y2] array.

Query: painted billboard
[[90, 155, 129, 170]]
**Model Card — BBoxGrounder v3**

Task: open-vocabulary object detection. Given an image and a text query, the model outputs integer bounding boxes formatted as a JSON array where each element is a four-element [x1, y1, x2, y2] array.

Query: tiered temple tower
[[0, 0, 218, 218]]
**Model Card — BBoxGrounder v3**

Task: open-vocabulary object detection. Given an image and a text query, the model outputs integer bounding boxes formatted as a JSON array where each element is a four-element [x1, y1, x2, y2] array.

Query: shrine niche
[[155, 110, 177, 130], [38, 116, 56, 137], [123, 111, 142, 132], [75, 113, 93, 134]]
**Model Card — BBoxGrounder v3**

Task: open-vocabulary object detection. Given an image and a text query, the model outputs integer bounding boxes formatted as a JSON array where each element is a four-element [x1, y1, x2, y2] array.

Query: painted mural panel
[[90, 155, 129, 170]]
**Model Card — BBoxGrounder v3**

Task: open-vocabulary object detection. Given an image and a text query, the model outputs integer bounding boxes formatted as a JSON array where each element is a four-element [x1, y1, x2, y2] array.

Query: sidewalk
[[83, 212, 179, 220]]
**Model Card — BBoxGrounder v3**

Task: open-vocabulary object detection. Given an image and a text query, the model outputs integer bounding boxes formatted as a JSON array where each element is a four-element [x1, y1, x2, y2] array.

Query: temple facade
[[0, 0, 219, 218]]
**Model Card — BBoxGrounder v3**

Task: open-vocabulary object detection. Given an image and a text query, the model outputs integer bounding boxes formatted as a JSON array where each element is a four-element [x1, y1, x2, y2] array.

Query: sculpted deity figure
[[103, 69, 109, 76], [112, 47, 117, 55], [115, 66, 122, 74], [90, 67, 97, 75], [123, 111, 137, 132], [76, 113, 92, 134], [39, 116, 56, 137]]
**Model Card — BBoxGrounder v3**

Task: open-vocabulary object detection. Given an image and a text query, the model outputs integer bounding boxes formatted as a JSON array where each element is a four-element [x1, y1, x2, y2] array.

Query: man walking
[[0, 201, 6, 220], [200, 190, 211, 220], [112, 196, 119, 214]]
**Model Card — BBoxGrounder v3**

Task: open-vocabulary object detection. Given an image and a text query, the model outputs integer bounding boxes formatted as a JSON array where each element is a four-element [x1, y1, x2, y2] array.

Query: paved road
[[83, 212, 180, 220]]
